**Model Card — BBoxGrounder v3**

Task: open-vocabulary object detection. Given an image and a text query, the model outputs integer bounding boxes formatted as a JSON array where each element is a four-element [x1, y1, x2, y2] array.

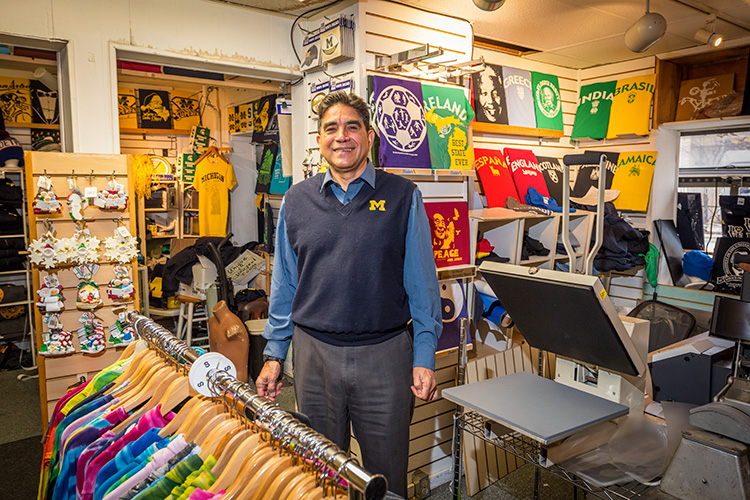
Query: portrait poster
[[536, 156, 565, 205], [170, 90, 201, 131], [711, 237, 750, 295], [606, 74, 656, 139], [610, 151, 657, 212], [136, 89, 173, 129], [30, 79, 59, 125], [255, 143, 278, 194], [421, 83, 474, 170], [502, 67, 536, 128], [531, 72, 563, 131], [471, 63, 508, 125], [424, 200, 471, 268], [571, 81, 615, 140], [475, 148, 519, 208], [0, 77, 32, 124], [252, 94, 277, 143], [436, 279, 471, 354], [676, 74, 735, 121], [117, 88, 138, 129], [370, 75, 431, 169], [503, 147, 549, 201]]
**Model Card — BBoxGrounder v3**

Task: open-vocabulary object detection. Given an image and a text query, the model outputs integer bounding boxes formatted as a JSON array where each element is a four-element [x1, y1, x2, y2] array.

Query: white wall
[[1, 0, 299, 154]]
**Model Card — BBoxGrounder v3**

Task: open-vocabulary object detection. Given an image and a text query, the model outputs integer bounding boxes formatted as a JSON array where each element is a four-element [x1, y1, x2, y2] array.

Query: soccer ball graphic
[[375, 86, 426, 153]]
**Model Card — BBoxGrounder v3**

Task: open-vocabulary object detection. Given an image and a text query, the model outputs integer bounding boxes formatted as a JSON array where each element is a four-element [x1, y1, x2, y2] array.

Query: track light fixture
[[473, 0, 506, 12], [625, 0, 667, 53], [695, 16, 723, 47]]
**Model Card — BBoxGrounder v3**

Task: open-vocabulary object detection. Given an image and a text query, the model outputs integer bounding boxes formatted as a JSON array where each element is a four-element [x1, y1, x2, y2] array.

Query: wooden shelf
[[384, 168, 476, 178], [437, 265, 477, 281], [6, 122, 60, 130], [471, 121, 564, 139], [120, 128, 192, 136]]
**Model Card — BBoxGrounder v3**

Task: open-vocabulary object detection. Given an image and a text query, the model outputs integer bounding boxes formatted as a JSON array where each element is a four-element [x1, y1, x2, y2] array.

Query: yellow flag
[[611, 151, 657, 212], [606, 74, 656, 138]]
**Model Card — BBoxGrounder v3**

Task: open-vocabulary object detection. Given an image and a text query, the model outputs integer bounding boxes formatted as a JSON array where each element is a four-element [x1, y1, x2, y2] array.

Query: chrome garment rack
[[128, 312, 388, 500]]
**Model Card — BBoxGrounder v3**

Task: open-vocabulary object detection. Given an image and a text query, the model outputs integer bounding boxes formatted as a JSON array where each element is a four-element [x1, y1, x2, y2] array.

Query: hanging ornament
[[108, 310, 135, 346], [32, 175, 62, 215], [107, 266, 134, 301], [36, 273, 65, 313], [76, 280, 102, 310], [103, 225, 138, 264], [60, 225, 100, 265], [28, 227, 67, 269], [38, 313, 75, 356], [78, 312, 106, 354], [94, 177, 128, 210], [66, 177, 89, 221]]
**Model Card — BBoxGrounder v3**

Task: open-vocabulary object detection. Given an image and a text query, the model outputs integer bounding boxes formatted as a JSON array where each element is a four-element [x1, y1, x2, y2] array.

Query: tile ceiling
[[209, 0, 750, 69]]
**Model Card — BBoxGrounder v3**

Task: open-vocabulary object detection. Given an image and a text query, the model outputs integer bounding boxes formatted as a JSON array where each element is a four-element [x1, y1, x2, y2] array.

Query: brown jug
[[209, 300, 250, 382]]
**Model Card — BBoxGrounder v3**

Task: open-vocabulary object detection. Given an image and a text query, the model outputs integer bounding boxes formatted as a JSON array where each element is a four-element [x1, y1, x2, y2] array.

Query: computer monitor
[[710, 295, 750, 342], [478, 262, 646, 377]]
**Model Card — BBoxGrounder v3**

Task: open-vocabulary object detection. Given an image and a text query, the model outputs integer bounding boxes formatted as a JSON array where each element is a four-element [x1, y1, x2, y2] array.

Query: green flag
[[571, 81, 616, 140], [421, 83, 475, 170], [531, 72, 563, 131]]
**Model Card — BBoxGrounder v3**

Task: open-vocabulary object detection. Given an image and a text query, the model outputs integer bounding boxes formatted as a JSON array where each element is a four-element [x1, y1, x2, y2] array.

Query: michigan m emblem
[[369, 200, 386, 211]]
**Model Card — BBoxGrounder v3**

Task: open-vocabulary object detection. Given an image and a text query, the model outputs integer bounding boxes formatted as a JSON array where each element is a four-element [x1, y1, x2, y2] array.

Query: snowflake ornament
[[103, 226, 138, 264], [60, 227, 100, 265], [28, 230, 66, 269]]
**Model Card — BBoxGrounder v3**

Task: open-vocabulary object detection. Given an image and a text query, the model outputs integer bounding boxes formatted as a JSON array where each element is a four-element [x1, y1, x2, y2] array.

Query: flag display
[[611, 151, 657, 211], [475, 148, 519, 208], [422, 83, 474, 170]]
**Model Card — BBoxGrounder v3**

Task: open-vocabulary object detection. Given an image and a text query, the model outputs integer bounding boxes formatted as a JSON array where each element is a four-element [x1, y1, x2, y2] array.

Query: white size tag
[[84, 186, 98, 198]]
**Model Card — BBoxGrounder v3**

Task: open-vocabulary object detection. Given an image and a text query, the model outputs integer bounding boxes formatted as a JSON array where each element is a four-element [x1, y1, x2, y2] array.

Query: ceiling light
[[625, 0, 667, 53], [695, 16, 723, 47], [473, 0, 506, 12]]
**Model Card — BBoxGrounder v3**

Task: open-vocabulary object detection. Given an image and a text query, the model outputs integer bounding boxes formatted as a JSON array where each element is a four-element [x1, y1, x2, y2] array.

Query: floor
[[2, 363, 681, 500]]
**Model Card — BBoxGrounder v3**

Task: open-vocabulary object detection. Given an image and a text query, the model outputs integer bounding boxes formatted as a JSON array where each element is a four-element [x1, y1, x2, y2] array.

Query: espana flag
[[421, 83, 475, 170], [606, 74, 656, 139], [611, 151, 657, 212]]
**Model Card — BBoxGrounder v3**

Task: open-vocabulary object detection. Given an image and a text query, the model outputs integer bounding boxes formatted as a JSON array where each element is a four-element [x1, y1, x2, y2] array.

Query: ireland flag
[[422, 84, 475, 170]]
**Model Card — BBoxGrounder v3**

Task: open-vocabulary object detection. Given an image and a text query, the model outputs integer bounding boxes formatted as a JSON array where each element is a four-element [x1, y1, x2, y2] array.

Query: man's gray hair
[[316, 91, 370, 132]]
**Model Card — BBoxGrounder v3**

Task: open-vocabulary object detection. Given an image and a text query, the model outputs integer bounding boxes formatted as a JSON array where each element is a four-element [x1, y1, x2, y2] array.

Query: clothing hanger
[[157, 396, 201, 438], [220, 444, 275, 499], [210, 431, 261, 479], [195, 145, 227, 165], [260, 465, 307, 500], [197, 417, 243, 461], [212, 428, 254, 464], [106, 349, 161, 399], [208, 434, 268, 494], [118, 364, 173, 413], [180, 401, 223, 442], [110, 367, 182, 433], [238, 453, 293, 500], [272, 471, 310, 500], [191, 412, 230, 445], [283, 474, 317, 500]]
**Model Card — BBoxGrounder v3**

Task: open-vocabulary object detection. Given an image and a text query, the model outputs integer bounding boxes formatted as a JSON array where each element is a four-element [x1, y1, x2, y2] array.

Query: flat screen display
[[710, 296, 750, 342]]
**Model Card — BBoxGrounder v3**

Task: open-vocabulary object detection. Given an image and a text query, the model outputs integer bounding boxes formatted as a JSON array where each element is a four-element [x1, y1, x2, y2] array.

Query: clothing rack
[[128, 312, 388, 500]]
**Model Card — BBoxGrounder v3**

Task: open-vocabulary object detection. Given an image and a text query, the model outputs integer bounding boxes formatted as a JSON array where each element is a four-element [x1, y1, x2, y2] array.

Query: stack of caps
[[320, 15, 356, 66], [0, 130, 24, 167], [300, 27, 324, 73]]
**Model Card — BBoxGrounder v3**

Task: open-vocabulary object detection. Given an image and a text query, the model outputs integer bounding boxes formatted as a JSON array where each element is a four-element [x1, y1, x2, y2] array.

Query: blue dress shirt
[[262, 162, 442, 370]]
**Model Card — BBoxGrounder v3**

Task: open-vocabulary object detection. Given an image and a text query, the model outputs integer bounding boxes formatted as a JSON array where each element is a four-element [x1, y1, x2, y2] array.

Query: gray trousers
[[292, 326, 415, 497]]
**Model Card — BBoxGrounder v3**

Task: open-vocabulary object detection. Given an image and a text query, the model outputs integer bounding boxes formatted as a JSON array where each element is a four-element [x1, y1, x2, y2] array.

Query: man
[[476, 64, 504, 122], [255, 91, 442, 496]]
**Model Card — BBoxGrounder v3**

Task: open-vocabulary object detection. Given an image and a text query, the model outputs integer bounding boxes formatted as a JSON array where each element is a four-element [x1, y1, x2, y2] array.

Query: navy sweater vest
[[285, 169, 415, 344]]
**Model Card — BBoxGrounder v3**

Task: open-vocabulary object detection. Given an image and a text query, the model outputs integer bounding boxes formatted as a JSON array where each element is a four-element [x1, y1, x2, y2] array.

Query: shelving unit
[[0, 164, 35, 373], [25, 152, 140, 425], [470, 207, 594, 272]]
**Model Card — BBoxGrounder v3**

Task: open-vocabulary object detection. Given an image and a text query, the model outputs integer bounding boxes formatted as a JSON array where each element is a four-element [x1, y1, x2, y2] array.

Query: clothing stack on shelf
[[0, 175, 26, 268]]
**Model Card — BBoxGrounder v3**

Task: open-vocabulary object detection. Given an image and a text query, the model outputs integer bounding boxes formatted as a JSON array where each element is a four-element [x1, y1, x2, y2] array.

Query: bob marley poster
[[136, 89, 173, 129], [424, 201, 470, 268]]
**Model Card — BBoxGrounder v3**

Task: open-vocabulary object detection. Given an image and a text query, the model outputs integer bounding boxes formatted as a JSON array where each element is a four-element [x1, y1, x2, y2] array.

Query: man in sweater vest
[[256, 91, 442, 497]]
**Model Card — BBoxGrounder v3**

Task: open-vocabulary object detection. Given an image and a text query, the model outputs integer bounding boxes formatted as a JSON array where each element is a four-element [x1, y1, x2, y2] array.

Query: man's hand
[[412, 367, 438, 402], [256, 361, 283, 399]]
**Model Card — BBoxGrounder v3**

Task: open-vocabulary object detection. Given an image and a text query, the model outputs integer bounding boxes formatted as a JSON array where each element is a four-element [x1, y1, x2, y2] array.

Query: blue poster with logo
[[371, 75, 431, 169]]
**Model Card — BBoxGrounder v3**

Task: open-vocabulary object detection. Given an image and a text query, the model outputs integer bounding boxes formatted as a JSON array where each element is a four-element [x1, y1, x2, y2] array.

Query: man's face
[[317, 103, 374, 176], [478, 68, 501, 121], [432, 213, 446, 238]]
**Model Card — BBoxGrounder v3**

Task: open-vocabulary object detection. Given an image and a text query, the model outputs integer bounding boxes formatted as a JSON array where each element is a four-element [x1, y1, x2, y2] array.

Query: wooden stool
[[176, 295, 209, 346]]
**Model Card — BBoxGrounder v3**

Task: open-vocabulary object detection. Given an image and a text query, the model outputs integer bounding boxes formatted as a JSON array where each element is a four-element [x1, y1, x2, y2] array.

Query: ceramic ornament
[[94, 179, 128, 210], [108, 311, 135, 345], [28, 230, 67, 269], [60, 226, 100, 265], [103, 226, 138, 264], [107, 266, 134, 301], [38, 329, 75, 356], [32, 175, 62, 214], [38, 313, 75, 356], [66, 178, 89, 221], [76, 280, 102, 310], [36, 274, 64, 313], [78, 312, 106, 353]]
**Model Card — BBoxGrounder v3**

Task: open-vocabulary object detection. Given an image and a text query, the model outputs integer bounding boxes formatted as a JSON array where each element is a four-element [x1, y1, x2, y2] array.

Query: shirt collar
[[320, 161, 376, 192]]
